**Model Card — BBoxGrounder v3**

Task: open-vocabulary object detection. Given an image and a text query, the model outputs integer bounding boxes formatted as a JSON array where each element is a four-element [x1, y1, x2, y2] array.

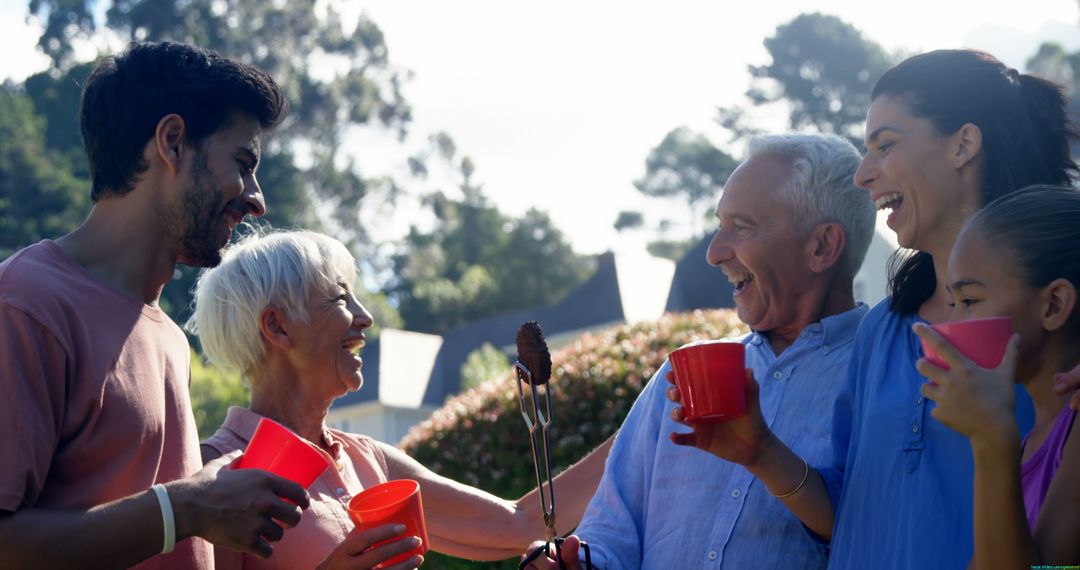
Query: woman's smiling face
[[287, 279, 374, 399], [855, 95, 975, 254]]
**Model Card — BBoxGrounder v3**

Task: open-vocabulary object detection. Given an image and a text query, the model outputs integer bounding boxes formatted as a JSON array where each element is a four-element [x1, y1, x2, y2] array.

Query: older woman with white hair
[[188, 230, 611, 570]]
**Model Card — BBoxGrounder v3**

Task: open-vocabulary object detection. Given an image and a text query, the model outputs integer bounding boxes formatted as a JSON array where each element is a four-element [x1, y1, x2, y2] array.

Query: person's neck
[[918, 237, 959, 324], [249, 369, 333, 447], [919, 183, 981, 323], [54, 198, 176, 305], [763, 274, 856, 356], [1022, 337, 1080, 431]]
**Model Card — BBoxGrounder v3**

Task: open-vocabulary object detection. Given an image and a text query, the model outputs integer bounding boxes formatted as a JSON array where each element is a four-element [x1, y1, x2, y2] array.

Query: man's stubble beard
[[173, 149, 227, 268]]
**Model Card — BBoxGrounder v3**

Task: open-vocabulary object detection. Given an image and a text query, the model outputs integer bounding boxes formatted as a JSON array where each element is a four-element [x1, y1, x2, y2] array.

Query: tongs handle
[[518, 537, 593, 570], [514, 361, 594, 570], [515, 360, 556, 539]]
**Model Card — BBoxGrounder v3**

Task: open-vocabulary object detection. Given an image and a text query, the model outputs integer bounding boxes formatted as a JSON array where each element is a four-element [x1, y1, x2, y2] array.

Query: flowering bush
[[399, 309, 747, 568]]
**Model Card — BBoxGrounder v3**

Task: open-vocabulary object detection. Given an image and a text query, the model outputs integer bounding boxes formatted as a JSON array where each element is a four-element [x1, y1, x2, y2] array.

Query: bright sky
[[3, 0, 1079, 254]]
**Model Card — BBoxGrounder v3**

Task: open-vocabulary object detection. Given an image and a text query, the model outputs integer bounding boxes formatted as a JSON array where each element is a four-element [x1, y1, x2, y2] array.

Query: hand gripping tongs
[[515, 321, 592, 570]]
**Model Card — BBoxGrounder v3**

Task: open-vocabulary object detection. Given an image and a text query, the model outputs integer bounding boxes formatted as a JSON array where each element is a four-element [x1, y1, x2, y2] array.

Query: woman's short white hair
[[745, 133, 875, 276], [186, 229, 360, 378]]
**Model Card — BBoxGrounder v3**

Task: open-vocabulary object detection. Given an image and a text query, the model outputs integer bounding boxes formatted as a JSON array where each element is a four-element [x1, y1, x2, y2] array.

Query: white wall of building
[[854, 221, 900, 307], [326, 402, 438, 445]]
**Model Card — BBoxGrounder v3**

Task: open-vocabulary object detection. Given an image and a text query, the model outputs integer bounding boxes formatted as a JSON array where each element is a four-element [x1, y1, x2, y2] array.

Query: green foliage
[[461, 343, 511, 391], [400, 309, 749, 568], [0, 84, 88, 259], [24, 0, 414, 327], [1026, 42, 1080, 132], [391, 155, 593, 334], [632, 127, 736, 237], [1027, 42, 1080, 90], [22, 62, 95, 172], [31, 0, 412, 189], [718, 12, 897, 145], [391, 198, 593, 334], [189, 349, 249, 440], [612, 210, 644, 232], [634, 127, 738, 207], [646, 237, 699, 262]]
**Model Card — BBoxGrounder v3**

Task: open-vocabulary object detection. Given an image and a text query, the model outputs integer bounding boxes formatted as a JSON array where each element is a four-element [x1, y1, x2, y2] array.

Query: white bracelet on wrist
[[150, 484, 176, 554]]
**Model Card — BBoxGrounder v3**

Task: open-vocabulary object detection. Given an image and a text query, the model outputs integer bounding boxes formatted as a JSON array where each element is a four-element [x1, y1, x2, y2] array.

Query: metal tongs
[[515, 321, 592, 570]]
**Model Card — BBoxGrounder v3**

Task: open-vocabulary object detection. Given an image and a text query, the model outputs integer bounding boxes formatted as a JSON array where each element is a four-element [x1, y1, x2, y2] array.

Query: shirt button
[[912, 424, 920, 433], [916, 396, 924, 405], [708, 550, 718, 561], [822, 344, 830, 352], [336, 487, 346, 495], [731, 489, 741, 498], [773, 371, 782, 379]]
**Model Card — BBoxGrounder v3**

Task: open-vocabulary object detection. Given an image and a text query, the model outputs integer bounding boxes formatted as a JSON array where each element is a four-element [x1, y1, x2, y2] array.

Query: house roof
[[665, 235, 736, 312]]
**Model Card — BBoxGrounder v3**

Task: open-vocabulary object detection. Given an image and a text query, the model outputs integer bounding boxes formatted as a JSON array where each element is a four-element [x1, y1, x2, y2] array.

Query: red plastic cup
[[669, 341, 747, 423], [235, 418, 330, 489], [920, 316, 1013, 370], [348, 480, 429, 568]]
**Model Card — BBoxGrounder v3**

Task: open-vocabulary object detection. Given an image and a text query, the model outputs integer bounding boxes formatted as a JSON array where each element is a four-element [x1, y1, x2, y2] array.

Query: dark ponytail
[[872, 50, 1079, 315]]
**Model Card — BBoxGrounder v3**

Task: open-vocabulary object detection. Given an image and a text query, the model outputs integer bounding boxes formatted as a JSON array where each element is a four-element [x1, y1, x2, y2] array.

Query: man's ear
[[154, 114, 187, 176], [259, 306, 293, 350], [951, 123, 983, 171], [806, 222, 847, 274], [1041, 278, 1077, 333]]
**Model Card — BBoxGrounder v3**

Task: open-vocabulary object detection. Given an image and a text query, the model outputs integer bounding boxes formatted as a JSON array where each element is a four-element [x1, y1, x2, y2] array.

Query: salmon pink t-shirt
[[203, 406, 390, 569], [0, 241, 213, 568]]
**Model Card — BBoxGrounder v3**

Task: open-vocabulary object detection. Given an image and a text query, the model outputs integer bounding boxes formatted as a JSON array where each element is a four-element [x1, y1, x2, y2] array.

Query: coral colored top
[[1021, 406, 1077, 529], [203, 406, 390, 569]]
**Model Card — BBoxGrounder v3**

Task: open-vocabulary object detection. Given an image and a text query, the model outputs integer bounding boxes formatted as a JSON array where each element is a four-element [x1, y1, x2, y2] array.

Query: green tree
[[460, 343, 510, 391], [392, 197, 592, 334], [718, 12, 897, 145], [0, 84, 88, 258], [21, 62, 94, 174], [390, 152, 593, 334], [631, 13, 897, 254], [1027, 42, 1079, 89], [633, 126, 737, 236], [1027, 42, 1080, 138], [23, 0, 411, 328], [28, 0, 409, 241], [188, 349, 249, 439], [646, 238, 698, 262], [613, 210, 644, 232]]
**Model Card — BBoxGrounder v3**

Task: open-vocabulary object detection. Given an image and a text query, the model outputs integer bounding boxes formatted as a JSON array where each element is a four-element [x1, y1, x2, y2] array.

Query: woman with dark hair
[[915, 185, 1080, 568], [664, 49, 1079, 568]]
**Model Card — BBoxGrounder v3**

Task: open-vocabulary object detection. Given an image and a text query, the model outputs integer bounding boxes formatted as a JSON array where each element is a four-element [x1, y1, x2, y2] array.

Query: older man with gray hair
[[525, 133, 875, 569]]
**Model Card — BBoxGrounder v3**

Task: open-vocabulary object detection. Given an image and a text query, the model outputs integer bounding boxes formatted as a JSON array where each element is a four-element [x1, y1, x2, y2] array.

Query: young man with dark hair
[[0, 41, 307, 569]]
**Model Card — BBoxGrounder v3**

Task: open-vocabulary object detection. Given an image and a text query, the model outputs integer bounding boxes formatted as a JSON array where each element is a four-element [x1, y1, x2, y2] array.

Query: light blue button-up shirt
[[575, 305, 867, 569]]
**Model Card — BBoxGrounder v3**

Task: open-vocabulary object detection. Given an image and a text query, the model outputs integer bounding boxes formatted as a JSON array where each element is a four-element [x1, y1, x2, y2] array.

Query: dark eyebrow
[[864, 126, 903, 149], [950, 278, 984, 290], [238, 145, 260, 170]]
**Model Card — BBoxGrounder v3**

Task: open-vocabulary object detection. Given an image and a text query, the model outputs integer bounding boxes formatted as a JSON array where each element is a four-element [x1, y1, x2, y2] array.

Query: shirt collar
[[221, 405, 344, 461], [748, 303, 868, 351], [221, 405, 263, 443], [817, 302, 869, 349]]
